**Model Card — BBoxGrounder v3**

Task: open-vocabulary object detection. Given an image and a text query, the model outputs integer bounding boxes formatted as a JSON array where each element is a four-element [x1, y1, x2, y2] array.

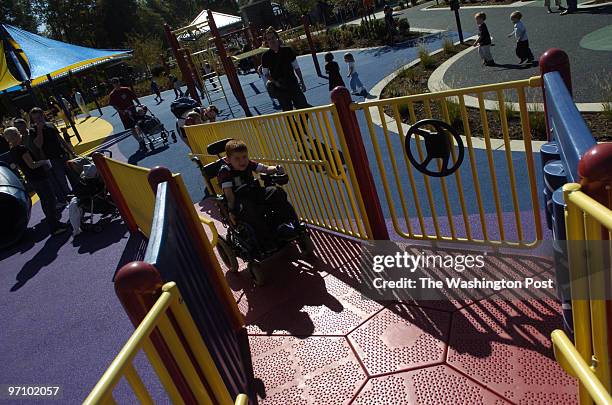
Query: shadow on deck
[[195, 200, 577, 404]]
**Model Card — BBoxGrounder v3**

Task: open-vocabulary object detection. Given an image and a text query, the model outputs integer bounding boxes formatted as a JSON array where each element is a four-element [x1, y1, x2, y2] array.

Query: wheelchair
[[192, 138, 315, 285]]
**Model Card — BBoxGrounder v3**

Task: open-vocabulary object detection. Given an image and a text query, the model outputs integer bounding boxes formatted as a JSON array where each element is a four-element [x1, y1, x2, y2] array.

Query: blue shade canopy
[[1, 23, 131, 91]]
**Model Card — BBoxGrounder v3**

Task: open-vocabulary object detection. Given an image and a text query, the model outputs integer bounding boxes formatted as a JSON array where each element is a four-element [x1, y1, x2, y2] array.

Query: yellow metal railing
[[352, 76, 543, 247], [102, 157, 218, 245], [554, 183, 612, 405], [84, 282, 247, 405], [185, 105, 372, 239]]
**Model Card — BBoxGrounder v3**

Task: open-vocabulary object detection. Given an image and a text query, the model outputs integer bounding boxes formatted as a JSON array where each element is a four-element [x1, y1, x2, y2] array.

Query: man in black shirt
[[261, 27, 309, 112], [29, 107, 73, 204], [3, 127, 69, 235]]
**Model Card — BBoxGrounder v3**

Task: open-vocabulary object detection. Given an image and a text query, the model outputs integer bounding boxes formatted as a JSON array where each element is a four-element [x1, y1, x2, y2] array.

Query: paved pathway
[[396, 0, 612, 102]]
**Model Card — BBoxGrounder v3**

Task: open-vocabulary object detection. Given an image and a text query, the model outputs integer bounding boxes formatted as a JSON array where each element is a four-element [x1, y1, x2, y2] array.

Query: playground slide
[[0, 163, 31, 248]]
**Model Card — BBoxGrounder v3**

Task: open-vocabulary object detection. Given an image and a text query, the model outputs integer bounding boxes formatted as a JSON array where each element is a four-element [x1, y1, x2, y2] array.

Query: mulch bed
[[428, 0, 518, 8], [381, 42, 611, 142]]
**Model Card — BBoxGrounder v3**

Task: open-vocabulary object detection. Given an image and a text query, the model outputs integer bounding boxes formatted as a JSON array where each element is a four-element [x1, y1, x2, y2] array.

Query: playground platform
[[195, 200, 578, 404], [57, 114, 116, 155]]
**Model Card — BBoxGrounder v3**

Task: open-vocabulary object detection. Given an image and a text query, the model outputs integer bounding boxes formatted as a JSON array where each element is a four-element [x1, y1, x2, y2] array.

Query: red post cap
[[114, 261, 163, 294], [539, 48, 572, 94], [578, 143, 612, 182]]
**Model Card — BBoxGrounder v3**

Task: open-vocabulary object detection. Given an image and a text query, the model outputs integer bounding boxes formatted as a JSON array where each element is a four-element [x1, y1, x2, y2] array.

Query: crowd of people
[[1, 108, 76, 235]]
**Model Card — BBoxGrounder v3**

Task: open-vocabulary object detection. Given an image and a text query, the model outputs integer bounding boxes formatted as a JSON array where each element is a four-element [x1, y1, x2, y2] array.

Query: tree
[[125, 33, 164, 74], [280, 0, 318, 16], [95, 0, 140, 47], [33, 0, 97, 45], [1, 0, 38, 32]]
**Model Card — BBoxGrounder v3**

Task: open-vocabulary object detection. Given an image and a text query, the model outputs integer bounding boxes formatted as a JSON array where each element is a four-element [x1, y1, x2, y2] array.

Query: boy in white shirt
[[507, 11, 534, 65]]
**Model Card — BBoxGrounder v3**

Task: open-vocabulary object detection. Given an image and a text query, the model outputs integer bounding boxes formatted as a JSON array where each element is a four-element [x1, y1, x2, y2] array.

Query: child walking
[[344, 53, 367, 96], [473, 12, 494, 66], [507, 11, 534, 65], [324, 53, 345, 91], [150, 78, 163, 102]]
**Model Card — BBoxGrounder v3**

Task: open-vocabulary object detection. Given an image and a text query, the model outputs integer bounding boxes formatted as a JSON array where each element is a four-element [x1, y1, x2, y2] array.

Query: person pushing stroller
[[218, 140, 302, 253]]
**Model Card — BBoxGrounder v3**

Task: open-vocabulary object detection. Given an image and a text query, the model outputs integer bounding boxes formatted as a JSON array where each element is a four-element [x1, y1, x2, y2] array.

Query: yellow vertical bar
[[320, 110, 364, 237], [497, 90, 523, 242], [156, 312, 215, 404], [312, 110, 356, 235], [124, 364, 154, 405], [305, 110, 348, 234], [517, 86, 543, 243], [477, 93, 505, 241], [564, 184, 594, 405], [585, 214, 611, 393], [377, 105, 413, 237], [272, 115, 321, 227], [141, 338, 185, 405], [329, 106, 373, 239], [392, 104, 427, 237], [362, 106, 409, 238], [408, 101, 440, 238], [441, 98, 471, 240], [262, 118, 311, 222], [164, 283, 234, 405], [458, 95, 488, 241], [424, 98, 456, 240], [293, 111, 338, 232]]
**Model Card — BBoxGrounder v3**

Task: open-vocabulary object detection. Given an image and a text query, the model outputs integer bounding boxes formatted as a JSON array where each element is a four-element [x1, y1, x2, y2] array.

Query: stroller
[[132, 105, 177, 151], [66, 151, 119, 234], [171, 97, 200, 142], [192, 138, 315, 286]]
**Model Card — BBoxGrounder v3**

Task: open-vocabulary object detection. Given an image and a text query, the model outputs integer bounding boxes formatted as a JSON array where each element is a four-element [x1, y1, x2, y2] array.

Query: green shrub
[[418, 46, 436, 69], [442, 38, 455, 55], [602, 102, 612, 122], [528, 107, 547, 139], [397, 19, 411, 36], [398, 66, 417, 82]]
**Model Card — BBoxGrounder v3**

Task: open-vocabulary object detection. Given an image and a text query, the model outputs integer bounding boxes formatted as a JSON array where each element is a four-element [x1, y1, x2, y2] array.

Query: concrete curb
[[366, 36, 546, 152], [420, 0, 534, 11], [427, 44, 606, 112]]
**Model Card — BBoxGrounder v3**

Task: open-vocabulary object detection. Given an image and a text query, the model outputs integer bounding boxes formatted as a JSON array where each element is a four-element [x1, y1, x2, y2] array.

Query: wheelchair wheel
[[248, 262, 266, 286], [297, 233, 315, 257], [217, 236, 239, 273]]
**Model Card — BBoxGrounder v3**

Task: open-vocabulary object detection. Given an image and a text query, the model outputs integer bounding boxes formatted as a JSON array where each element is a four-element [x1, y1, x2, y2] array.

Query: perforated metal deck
[[196, 202, 578, 404]]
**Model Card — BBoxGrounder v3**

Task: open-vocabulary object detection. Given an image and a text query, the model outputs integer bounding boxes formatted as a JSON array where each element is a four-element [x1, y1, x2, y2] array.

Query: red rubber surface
[[196, 202, 578, 404], [353, 365, 511, 405], [249, 336, 366, 404], [348, 304, 450, 376]]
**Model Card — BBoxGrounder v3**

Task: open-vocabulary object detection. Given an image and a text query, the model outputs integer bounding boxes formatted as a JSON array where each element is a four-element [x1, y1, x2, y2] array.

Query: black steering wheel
[[404, 119, 465, 177]]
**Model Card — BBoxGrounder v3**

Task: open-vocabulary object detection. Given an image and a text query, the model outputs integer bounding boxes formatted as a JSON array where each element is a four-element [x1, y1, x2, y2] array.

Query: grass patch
[[418, 46, 437, 70], [442, 38, 456, 55], [528, 105, 547, 139]]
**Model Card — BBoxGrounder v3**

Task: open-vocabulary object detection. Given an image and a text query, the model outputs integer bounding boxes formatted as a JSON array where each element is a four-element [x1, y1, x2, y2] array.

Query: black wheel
[[298, 233, 315, 256], [248, 262, 266, 286], [161, 130, 168, 140], [216, 236, 239, 273], [171, 131, 177, 142], [148, 141, 155, 150]]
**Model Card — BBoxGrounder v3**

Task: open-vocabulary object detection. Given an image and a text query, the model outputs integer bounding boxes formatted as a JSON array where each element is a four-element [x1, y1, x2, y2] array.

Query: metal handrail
[[552, 330, 612, 405]]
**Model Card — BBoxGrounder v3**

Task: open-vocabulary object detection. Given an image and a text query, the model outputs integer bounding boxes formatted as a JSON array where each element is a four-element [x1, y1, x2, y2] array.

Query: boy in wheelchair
[[218, 140, 305, 253]]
